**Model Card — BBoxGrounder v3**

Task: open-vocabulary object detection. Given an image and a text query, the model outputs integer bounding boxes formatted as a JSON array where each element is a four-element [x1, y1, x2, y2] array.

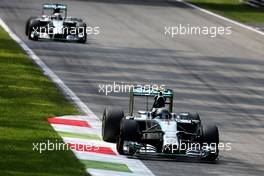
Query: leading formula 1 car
[[102, 87, 219, 161], [25, 3, 87, 43]]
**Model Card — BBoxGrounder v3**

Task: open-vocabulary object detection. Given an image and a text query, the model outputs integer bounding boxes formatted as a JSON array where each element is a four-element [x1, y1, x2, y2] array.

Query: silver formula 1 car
[[102, 87, 219, 161], [25, 3, 87, 43]]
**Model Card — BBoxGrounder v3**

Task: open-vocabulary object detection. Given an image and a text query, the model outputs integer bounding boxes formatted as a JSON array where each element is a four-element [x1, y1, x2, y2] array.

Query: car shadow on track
[[128, 155, 219, 164]]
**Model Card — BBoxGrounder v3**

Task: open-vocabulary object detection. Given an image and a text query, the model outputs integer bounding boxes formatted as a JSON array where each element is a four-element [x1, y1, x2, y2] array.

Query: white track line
[[51, 124, 101, 135], [0, 17, 155, 176], [63, 137, 116, 148], [75, 152, 144, 165], [180, 0, 264, 36], [51, 115, 90, 121]]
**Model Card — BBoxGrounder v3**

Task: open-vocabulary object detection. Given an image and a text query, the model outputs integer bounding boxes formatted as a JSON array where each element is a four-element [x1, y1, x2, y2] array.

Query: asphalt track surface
[[1, 0, 264, 175]]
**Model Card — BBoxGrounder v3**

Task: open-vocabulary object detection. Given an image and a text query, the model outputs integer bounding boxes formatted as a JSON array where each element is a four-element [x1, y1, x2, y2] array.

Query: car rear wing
[[132, 86, 173, 98], [42, 3, 67, 10], [129, 86, 174, 115], [42, 3, 67, 17]]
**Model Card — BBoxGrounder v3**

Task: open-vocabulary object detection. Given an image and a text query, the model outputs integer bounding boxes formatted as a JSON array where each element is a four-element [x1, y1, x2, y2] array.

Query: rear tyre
[[102, 108, 124, 143], [201, 124, 219, 161]]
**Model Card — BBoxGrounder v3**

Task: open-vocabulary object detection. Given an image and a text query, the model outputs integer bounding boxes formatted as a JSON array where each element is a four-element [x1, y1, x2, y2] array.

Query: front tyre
[[116, 135, 124, 155], [28, 19, 40, 41], [77, 22, 87, 44], [116, 119, 141, 155], [25, 17, 37, 36], [201, 124, 219, 161]]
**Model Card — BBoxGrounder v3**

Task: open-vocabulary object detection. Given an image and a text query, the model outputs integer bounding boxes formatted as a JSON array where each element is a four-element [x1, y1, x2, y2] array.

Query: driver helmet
[[53, 13, 63, 20], [53, 8, 61, 14], [156, 108, 171, 119], [153, 92, 166, 108]]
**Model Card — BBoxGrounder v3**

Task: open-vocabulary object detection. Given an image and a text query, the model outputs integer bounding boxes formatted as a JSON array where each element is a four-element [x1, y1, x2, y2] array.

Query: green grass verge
[[80, 160, 132, 173], [0, 27, 89, 176], [187, 0, 264, 24]]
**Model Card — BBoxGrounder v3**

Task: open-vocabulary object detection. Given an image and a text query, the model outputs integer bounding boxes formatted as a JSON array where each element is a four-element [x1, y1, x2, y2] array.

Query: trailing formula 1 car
[[102, 87, 219, 161], [25, 3, 87, 43]]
